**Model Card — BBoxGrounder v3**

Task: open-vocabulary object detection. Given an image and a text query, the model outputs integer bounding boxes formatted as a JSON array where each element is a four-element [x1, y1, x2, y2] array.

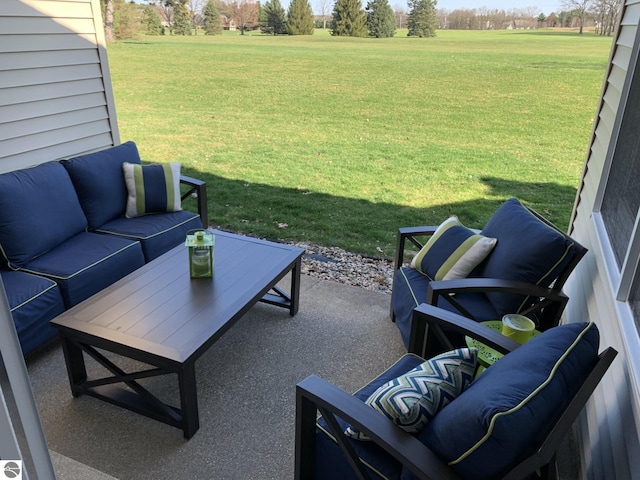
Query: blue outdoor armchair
[[295, 304, 617, 480], [390, 198, 587, 354]]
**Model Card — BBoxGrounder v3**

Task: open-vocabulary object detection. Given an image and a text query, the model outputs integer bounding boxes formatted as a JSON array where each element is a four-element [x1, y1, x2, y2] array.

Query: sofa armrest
[[426, 278, 569, 330], [295, 374, 461, 480], [180, 176, 208, 227], [410, 303, 521, 359]]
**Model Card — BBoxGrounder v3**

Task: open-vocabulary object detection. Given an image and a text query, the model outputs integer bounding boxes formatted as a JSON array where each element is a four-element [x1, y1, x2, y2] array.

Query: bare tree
[[395, 5, 407, 28], [232, 0, 259, 34], [187, 0, 207, 33], [103, 0, 115, 42], [562, 0, 592, 33], [146, 1, 176, 32], [316, 0, 331, 28]]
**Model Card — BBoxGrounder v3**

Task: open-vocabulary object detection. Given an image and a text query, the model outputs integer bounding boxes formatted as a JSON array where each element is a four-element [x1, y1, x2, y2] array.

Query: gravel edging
[[287, 241, 394, 295]]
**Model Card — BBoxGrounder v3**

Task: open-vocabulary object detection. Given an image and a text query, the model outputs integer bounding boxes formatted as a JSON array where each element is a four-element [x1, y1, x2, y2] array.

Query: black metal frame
[[295, 304, 617, 480], [180, 175, 208, 227], [391, 205, 588, 334]]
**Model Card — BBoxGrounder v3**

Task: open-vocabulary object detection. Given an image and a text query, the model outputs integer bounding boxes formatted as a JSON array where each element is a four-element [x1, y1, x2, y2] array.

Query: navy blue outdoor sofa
[[0, 141, 207, 355]]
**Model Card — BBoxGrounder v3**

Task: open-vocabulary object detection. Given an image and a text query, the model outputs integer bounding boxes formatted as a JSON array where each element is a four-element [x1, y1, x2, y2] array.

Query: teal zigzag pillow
[[346, 348, 477, 440], [123, 162, 182, 218]]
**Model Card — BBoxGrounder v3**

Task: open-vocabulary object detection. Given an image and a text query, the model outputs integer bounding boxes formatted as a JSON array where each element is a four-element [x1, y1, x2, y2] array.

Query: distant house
[[220, 15, 237, 31]]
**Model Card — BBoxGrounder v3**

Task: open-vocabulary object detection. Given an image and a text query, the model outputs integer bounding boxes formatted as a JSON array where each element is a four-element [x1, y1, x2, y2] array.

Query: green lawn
[[108, 28, 612, 257]]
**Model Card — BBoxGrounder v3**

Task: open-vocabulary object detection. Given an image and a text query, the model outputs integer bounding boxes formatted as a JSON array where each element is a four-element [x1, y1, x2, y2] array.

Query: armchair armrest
[[409, 303, 521, 359], [180, 176, 208, 227], [295, 374, 462, 480], [393, 226, 439, 272], [426, 278, 569, 330]]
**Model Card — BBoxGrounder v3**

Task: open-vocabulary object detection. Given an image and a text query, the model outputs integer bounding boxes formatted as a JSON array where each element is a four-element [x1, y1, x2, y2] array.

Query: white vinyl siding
[[0, 0, 119, 174], [567, 0, 640, 478]]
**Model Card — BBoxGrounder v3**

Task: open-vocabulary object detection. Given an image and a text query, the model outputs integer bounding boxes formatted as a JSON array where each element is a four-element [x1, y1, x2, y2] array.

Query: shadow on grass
[[181, 166, 577, 257]]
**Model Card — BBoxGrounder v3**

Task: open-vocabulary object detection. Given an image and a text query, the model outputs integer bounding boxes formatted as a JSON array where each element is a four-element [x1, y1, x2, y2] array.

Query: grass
[[108, 28, 612, 257]]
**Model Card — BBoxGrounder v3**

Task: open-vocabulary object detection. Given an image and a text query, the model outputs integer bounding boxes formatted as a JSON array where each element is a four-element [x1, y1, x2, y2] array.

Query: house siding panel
[[0, 0, 119, 172], [568, 0, 640, 477]]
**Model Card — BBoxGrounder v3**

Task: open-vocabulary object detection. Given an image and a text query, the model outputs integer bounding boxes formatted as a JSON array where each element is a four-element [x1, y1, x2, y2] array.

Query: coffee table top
[[51, 230, 304, 365]]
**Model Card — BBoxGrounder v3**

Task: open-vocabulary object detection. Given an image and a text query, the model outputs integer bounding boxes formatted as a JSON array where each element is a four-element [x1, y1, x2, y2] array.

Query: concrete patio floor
[[25, 274, 580, 479]]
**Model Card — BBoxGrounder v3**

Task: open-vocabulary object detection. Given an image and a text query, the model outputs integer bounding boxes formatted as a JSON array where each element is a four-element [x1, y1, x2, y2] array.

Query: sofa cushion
[[414, 322, 599, 480], [410, 216, 496, 281], [1, 270, 65, 356], [21, 232, 145, 308], [0, 161, 87, 269], [96, 211, 203, 262], [391, 267, 499, 348], [62, 141, 142, 230], [346, 348, 477, 439], [478, 198, 575, 315], [315, 354, 426, 480], [123, 162, 182, 218]]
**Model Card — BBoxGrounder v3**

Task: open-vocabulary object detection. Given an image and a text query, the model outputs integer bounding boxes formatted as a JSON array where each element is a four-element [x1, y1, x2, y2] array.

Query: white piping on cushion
[[20, 241, 141, 281]]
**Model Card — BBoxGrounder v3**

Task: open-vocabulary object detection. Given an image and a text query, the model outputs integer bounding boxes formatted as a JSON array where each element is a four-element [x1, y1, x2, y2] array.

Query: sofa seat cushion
[[96, 211, 203, 262], [0, 161, 87, 269], [315, 354, 426, 480], [1, 270, 65, 356], [62, 141, 142, 230], [391, 267, 498, 348], [413, 322, 600, 480], [20, 232, 145, 308], [478, 198, 576, 315]]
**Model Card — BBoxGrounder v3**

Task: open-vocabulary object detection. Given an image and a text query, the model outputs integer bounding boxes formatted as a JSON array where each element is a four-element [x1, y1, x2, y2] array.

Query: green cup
[[501, 314, 535, 344]]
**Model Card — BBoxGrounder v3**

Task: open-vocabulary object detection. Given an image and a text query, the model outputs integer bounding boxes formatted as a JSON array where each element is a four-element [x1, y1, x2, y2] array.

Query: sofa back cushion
[[0, 161, 87, 269], [415, 321, 599, 480], [62, 141, 142, 230], [477, 198, 576, 314]]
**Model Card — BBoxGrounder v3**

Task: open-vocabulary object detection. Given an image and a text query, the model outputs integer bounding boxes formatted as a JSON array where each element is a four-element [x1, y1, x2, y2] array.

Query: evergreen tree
[[365, 0, 395, 37], [331, 0, 367, 37], [407, 0, 436, 37], [261, 0, 287, 34], [203, 0, 223, 35], [173, 0, 192, 35], [142, 5, 163, 35], [287, 0, 314, 35]]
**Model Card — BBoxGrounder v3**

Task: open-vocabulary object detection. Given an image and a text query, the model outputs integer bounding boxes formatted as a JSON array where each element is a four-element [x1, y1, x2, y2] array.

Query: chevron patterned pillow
[[345, 348, 477, 440]]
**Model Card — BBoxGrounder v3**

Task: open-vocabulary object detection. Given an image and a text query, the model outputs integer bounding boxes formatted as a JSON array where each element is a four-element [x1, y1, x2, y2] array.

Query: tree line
[[434, 0, 621, 34], [100, 0, 620, 42], [101, 0, 436, 40]]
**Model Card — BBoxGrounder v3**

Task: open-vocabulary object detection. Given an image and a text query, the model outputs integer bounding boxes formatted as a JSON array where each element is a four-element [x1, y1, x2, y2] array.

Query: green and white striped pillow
[[411, 216, 497, 281], [123, 162, 182, 218]]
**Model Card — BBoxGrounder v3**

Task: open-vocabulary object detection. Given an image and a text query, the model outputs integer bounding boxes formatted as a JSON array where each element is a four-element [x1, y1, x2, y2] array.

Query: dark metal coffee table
[[50, 230, 304, 438]]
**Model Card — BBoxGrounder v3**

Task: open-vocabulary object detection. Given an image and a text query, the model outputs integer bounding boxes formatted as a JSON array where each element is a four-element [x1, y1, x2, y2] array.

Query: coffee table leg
[[179, 362, 199, 439], [59, 336, 87, 398], [289, 257, 301, 316]]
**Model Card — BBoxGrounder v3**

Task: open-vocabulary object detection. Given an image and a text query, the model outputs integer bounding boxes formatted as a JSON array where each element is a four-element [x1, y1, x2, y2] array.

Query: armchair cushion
[[415, 321, 600, 480], [410, 216, 496, 281], [123, 162, 182, 218], [346, 348, 477, 439], [62, 141, 142, 230], [478, 198, 575, 314], [0, 161, 87, 269], [391, 267, 499, 347]]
